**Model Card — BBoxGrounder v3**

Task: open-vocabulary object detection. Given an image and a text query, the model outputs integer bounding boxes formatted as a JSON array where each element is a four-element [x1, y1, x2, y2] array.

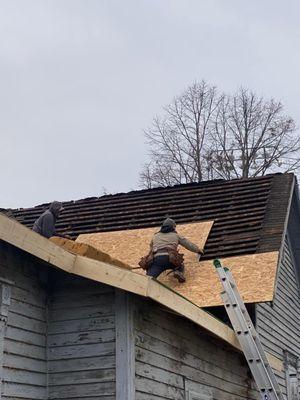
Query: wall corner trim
[[115, 289, 135, 400]]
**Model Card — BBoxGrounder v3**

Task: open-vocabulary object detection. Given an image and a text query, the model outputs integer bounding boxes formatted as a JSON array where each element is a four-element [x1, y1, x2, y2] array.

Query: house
[[0, 173, 299, 399]]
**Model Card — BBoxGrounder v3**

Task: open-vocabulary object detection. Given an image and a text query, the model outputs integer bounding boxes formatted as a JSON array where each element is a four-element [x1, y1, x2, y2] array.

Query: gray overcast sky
[[0, 0, 299, 208]]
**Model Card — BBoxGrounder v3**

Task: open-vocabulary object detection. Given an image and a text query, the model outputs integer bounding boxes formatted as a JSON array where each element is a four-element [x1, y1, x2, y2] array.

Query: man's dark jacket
[[32, 201, 63, 238]]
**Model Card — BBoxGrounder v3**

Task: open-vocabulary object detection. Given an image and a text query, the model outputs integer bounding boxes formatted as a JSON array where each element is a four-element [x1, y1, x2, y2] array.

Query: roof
[[76, 222, 279, 307], [0, 212, 282, 372], [6, 173, 295, 260], [2, 173, 296, 308]]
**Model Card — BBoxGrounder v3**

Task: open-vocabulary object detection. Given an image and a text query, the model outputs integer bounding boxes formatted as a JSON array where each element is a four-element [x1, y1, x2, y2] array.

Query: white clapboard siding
[[256, 236, 300, 397], [47, 272, 116, 399]]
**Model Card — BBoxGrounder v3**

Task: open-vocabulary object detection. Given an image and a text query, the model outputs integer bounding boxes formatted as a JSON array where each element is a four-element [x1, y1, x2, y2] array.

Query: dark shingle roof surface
[[6, 173, 294, 260]]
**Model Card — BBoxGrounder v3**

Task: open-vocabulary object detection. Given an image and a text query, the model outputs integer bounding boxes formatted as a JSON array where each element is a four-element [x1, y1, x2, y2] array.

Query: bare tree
[[140, 81, 222, 187], [140, 82, 300, 188], [209, 88, 300, 180]]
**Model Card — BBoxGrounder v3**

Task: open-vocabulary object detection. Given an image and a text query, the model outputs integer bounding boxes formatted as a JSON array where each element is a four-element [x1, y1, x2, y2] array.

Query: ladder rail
[[221, 291, 280, 394], [224, 269, 280, 383], [219, 279, 280, 394], [213, 259, 284, 400]]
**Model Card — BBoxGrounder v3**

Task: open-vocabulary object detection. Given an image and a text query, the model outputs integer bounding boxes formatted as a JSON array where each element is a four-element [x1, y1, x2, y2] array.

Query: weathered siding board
[[49, 382, 115, 399], [0, 241, 47, 400], [133, 297, 260, 400], [256, 236, 300, 397], [48, 316, 114, 335], [47, 273, 116, 399], [115, 290, 135, 400], [48, 355, 115, 374], [5, 326, 46, 347]]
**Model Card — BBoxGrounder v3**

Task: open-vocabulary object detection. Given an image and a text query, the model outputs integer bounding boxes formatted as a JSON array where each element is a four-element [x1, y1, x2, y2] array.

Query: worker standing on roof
[[32, 201, 66, 239], [146, 218, 203, 283]]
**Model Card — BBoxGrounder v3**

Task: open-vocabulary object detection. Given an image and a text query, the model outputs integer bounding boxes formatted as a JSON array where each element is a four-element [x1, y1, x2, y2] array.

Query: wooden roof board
[[158, 251, 279, 307], [76, 222, 279, 307], [77, 221, 213, 269], [50, 237, 131, 270]]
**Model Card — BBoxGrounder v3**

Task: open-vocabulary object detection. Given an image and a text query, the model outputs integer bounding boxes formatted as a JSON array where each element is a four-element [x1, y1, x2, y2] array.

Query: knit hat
[[49, 201, 65, 217], [162, 218, 176, 229]]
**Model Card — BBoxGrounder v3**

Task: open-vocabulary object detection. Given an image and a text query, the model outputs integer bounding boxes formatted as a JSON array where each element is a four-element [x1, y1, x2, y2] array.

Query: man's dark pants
[[146, 255, 184, 278]]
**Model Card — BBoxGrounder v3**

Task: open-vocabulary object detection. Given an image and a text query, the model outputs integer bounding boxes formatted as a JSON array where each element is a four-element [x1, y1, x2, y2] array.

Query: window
[[284, 351, 299, 400]]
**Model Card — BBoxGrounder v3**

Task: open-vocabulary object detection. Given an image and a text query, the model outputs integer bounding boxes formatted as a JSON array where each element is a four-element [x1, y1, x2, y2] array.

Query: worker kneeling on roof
[[32, 201, 66, 239], [142, 218, 203, 283]]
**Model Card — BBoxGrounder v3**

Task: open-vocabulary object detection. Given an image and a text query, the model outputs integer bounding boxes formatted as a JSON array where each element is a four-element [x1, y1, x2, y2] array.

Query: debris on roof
[[50, 237, 131, 270]]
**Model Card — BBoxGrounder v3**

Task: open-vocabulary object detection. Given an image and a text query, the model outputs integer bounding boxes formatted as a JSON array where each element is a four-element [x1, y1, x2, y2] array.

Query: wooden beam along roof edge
[[0, 213, 282, 372]]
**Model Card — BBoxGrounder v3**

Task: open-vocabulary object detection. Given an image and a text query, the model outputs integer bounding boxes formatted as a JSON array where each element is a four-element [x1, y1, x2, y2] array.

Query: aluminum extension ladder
[[213, 259, 284, 400]]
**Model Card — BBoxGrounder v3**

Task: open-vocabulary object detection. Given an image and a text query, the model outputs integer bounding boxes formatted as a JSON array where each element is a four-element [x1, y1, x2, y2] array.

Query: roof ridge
[[8, 173, 289, 211]]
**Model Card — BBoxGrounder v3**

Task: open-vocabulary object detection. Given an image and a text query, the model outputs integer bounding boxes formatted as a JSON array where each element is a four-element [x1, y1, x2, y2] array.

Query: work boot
[[174, 270, 186, 283]]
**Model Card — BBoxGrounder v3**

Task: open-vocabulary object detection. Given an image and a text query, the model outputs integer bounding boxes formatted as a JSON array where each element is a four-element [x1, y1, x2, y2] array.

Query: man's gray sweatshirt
[[32, 201, 63, 238]]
